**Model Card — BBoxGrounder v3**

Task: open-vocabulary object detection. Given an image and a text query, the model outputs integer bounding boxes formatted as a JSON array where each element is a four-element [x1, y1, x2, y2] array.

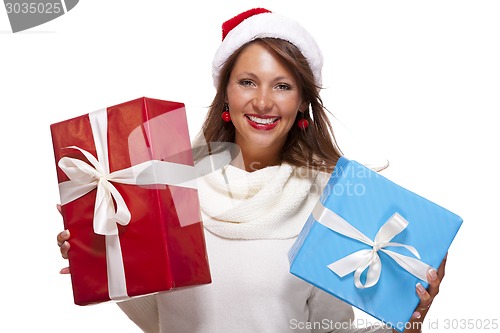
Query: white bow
[[58, 146, 197, 236], [313, 202, 433, 288]]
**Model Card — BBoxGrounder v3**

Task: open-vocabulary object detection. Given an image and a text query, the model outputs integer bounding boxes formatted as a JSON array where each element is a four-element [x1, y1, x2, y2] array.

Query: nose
[[252, 87, 273, 112]]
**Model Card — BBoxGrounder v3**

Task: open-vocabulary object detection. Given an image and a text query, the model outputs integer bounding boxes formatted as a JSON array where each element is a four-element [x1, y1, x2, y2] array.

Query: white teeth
[[247, 115, 278, 125]]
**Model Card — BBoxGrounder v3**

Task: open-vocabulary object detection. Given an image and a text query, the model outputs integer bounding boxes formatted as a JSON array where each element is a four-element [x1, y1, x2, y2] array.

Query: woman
[[57, 8, 444, 333]]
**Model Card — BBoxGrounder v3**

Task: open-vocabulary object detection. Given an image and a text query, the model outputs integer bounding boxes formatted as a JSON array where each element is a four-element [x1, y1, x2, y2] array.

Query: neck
[[236, 147, 282, 172]]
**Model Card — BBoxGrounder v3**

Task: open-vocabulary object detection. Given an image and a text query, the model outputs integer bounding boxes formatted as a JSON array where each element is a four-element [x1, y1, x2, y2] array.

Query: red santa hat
[[212, 8, 324, 88]]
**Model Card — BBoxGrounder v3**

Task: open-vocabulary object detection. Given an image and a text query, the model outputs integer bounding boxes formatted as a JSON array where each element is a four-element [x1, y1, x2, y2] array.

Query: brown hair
[[194, 38, 342, 173]]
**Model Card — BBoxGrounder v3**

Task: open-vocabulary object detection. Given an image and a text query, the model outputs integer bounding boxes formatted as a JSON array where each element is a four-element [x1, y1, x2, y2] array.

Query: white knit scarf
[[198, 162, 329, 240]]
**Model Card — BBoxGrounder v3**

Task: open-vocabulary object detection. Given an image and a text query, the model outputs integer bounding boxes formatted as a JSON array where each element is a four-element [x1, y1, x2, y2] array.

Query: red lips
[[245, 114, 280, 131]]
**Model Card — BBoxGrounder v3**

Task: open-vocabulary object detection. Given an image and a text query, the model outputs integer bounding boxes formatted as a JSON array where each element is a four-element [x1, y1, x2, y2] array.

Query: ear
[[298, 101, 309, 113]]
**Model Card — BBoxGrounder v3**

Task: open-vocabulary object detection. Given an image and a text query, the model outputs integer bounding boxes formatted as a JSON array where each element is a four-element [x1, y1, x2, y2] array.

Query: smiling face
[[226, 41, 308, 170]]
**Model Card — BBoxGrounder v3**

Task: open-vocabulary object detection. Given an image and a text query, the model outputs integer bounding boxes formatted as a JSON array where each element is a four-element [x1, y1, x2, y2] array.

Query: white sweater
[[117, 164, 393, 333]]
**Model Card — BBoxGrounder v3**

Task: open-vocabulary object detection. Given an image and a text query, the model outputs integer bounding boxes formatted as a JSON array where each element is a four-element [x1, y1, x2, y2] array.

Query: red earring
[[221, 103, 231, 122], [297, 112, 309, 130]]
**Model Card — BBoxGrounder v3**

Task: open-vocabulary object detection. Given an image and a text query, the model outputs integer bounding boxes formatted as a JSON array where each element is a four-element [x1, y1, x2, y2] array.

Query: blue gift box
[[289, 157, 462, 332]]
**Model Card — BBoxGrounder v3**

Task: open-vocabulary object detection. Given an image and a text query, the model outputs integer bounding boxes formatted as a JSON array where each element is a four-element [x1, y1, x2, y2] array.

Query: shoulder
[[289, 165, 331, 195], [290, 165, 331, 183]]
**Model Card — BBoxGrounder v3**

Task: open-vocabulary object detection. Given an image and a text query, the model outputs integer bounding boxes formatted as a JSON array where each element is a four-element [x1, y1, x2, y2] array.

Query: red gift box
[[50, 97, 211, 305]]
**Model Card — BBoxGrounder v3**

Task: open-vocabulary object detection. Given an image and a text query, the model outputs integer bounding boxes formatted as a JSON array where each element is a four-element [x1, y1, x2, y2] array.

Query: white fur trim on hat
[[212, 12, 323, 88]]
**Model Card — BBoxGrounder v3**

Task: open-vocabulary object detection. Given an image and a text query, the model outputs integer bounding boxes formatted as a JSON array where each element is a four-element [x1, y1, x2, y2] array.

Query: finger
[[413, 282, 432, 320], [412, 261, 446, 322], [411, 310, 423, 320], [60, 241, 71, 259], [56, 229, 70, 247], [59, 267, 71, 274], [426, 267, 441, 299]]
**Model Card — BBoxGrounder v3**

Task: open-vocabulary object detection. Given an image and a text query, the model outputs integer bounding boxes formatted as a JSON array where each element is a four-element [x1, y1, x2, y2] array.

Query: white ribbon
[[313, 202, 433, 288], [57, 108, 198, 300]]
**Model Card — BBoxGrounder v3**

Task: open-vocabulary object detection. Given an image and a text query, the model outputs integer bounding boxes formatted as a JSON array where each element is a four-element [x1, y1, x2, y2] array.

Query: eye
[[276, 83, 291, 91], [238, 79, 255, 87]]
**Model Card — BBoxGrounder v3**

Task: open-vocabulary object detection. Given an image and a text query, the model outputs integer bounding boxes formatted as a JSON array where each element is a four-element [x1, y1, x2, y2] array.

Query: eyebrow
[[237, 72, 258, 79], [236, 72, 294, 82]]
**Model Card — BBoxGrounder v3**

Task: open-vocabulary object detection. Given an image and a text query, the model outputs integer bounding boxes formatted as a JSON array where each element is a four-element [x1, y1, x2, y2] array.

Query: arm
[[56, 207, 160, 333], [307, 288, 392, 333], [117, 295, 160, 333]]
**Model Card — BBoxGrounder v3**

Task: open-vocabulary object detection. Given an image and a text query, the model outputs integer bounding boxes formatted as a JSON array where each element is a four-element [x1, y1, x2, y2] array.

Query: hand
[[397, 254, 447, 333], [56, 204, 71, 274]]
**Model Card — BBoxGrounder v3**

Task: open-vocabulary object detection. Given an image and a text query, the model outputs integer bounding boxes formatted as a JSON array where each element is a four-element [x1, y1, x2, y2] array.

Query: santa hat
[[212, 8, 324, 88]]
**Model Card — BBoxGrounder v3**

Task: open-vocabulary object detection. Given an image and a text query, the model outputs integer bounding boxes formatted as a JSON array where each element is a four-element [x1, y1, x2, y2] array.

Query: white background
[[1, 1, 498, 332]]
